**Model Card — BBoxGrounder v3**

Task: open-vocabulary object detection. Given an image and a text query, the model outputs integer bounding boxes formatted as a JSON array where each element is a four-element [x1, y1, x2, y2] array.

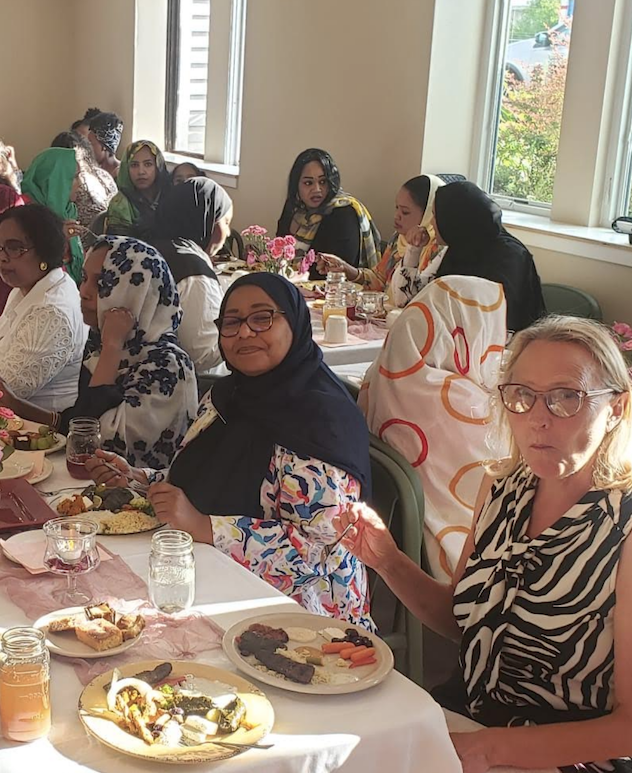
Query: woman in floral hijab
[[1, 237, 197, 467]]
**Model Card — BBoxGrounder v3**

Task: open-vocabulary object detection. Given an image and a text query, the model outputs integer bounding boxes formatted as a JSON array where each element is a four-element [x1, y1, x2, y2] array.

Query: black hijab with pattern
[[168, 273, 371, 517]]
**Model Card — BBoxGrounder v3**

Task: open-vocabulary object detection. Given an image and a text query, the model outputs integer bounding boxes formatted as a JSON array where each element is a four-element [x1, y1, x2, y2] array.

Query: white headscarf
[[84, 236, 198, 468], [360, 275, 507, 580]]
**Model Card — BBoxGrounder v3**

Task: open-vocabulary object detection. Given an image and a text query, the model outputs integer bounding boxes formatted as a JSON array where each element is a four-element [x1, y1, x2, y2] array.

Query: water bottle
[[148, 530, 195, 614]]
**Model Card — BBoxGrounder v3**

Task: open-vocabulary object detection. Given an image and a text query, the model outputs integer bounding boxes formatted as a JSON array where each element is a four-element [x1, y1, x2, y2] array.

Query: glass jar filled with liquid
[[323, 271, 347, 325], [149, 530, 195, 614], [0, 627, 51, 742], [66, 417, 101, 479]]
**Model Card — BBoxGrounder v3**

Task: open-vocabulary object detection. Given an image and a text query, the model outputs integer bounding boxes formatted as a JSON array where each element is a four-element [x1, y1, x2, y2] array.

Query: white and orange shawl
[[360, 275, 507, 581]]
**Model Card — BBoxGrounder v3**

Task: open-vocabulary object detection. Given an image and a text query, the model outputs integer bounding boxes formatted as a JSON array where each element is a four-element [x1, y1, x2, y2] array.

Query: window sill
[[163, 152, 238, 189], [502, 211, 632, 269]]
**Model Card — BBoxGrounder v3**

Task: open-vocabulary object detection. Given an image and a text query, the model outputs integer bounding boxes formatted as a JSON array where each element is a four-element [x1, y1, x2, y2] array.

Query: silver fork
[[321, 523, 353, 574], [100, 461, 149, 496]]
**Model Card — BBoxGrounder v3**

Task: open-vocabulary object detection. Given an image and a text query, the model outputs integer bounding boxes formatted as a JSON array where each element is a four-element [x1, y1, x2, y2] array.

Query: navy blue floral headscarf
[[83, 236, 198, 467]]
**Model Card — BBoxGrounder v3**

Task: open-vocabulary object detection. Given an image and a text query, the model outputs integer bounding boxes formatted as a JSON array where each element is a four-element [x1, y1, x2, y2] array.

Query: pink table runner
[[0, 552, 223, 684]]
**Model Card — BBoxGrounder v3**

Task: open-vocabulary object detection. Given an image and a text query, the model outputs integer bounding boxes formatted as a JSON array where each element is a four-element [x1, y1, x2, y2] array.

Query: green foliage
[[493, 52, 567, 203], [511, 0, 561, 41]]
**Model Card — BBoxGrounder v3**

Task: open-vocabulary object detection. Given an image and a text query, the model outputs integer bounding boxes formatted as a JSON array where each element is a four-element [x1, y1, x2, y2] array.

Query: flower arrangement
[[241, 226, 316, 277], [0, 393, 16, 472], [611, 322, 632, 376]]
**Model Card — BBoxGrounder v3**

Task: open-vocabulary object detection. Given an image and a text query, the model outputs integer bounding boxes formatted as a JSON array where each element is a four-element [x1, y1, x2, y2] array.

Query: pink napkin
[[0, 535, 112, 575], [0, 552, 223, 684]]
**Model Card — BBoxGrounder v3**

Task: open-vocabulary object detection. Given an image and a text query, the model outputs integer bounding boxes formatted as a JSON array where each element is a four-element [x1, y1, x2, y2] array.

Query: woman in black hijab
[[150, 177, 233, 374], [87, 273, 374, 628], [432, 182, 545, 333]]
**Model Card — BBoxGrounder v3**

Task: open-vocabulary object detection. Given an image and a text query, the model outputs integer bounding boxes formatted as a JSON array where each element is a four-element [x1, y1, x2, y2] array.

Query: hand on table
[[85, 449, 140, 488], [101, 307, 135, 349], [148, 482, 213, 544], [405, 225, 431, 250], [333, 502, 399, 572], [450, 732, 492, 773]]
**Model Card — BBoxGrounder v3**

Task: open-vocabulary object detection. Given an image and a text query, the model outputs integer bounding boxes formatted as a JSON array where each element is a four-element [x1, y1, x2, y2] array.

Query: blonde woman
[[337, 316, 632, 773]]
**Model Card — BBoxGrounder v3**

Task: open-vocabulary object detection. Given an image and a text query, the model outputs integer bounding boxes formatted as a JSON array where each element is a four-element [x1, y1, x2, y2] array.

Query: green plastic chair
[[368, 444, 425, 686], [541, 283, 603, 321]]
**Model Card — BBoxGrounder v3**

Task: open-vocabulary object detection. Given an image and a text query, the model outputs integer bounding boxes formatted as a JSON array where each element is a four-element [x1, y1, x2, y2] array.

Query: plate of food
[[223, 612, 394, 695], [78, 659, 275, 763], [295, 279, 362, 295], [34, 602, 145, 658], [52, 485, 161, 535], [5, 420, 66, 455], [214, 259, 248, 274]]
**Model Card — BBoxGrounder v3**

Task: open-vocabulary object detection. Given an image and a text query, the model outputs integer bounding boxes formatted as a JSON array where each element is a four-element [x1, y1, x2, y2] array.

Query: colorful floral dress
[[150, 391, 374, 630]]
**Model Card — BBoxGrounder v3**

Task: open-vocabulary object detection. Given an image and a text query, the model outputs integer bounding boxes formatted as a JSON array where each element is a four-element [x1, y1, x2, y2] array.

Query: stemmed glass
[[43, 518, 101, 605], [356, 291, 386, 332]]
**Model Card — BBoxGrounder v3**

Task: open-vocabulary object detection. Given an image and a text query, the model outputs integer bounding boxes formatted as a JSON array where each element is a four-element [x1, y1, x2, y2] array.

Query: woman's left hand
[[148, 482, 213, 544], [63, 220, 82, 240], [450, 732, 492, 773]]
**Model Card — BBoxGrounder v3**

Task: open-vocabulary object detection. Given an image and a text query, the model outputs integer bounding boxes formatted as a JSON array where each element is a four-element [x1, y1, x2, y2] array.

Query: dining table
[[0, 456, 558, 773]]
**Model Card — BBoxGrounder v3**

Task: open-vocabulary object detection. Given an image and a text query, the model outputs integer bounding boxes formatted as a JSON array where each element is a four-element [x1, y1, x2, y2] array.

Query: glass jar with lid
[[148, 530, 196, 614], [0, 627, 51, 742]]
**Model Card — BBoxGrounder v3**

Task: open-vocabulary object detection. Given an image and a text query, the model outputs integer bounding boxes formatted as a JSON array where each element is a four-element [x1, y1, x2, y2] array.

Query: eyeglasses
[[0, 240, 34, 259], [216, 309, 286, 338], [498, 383, 616, 419]]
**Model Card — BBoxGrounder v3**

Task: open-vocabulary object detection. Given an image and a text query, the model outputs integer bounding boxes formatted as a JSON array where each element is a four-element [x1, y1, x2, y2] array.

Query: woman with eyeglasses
[[0, 204, 87, 412], [86, 273, 374, 628], [337, 315, 632, 772]]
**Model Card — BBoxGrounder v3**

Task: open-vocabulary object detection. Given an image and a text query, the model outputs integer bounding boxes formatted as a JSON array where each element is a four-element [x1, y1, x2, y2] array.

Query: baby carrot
[[340, 645, 365, 660], [350, 657, 377, 669], [322, 642, 347, 654], [350, 647, 375, 662]]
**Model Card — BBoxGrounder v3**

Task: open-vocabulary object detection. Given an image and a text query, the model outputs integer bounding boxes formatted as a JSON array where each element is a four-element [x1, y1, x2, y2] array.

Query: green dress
[[22, 148, 84, 284]]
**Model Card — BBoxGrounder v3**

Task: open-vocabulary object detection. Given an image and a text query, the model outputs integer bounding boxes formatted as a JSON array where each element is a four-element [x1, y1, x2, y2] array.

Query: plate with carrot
[[222, 612, 394, 695]]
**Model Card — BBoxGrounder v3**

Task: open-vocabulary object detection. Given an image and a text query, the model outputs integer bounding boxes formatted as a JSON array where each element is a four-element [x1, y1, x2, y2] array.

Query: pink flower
[[284, 244, 296, 261], [621, 339, 632, 351], [0, 407, 15, 419], [241, 225, 268, 238], [299, 249, 317, 274], [0, 430, 9, 442], [267, 238, 285, 259], [613, 322, 632, 338], [283, 235, 296, 248], [246, 251, 258, 267]]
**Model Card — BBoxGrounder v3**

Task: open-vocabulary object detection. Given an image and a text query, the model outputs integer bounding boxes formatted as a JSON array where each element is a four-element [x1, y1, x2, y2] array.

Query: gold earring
[[39, 262, 48, 272]]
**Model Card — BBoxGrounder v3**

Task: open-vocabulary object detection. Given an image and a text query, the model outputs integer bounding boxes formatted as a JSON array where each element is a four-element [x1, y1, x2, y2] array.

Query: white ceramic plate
[[0, 454, 34, 480], [223, 611, 394, 695], [34, 606, 142, 659], [78, 660, 275, 764], [49, 491, 161, 535], [26, 458, 54, 485]]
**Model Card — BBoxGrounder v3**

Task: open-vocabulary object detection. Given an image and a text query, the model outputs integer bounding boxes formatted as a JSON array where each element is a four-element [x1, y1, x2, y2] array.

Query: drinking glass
[[66, 417, 101, 480], [43, 518, 100, 605], [356, 291, 386, 331]]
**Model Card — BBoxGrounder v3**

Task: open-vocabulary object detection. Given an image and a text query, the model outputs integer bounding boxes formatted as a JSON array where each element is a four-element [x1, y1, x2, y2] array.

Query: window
[[479, 0, 575, 208], [165, 0, 246, 167]]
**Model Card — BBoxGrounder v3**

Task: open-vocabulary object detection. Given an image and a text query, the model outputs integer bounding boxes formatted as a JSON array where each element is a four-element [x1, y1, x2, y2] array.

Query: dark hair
[[171, 162, 206, 181], [286, 148, 341, 205], [71, 107, 101, 131], [51, 131, 82, 149], [402, 175, 431, 211], [0, 204, 66, 270], [89, 111, 123, 133], [51, 131, 97, 170]]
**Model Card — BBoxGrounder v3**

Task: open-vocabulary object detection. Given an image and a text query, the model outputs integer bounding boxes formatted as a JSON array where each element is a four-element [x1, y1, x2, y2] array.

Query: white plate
[[0, 454, 34, 480], [26, 458, 54, 485], [49, 491, 161, 535], [223, 611, 394, 695], [34, 606, 142, 659], [16, 420, 66, 455]]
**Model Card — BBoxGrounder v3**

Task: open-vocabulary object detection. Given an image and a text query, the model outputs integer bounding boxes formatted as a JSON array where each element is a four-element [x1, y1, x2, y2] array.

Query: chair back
[[215, 229, 244, 261], [368, 442, 425, 685], [541, 283, 603, 321]]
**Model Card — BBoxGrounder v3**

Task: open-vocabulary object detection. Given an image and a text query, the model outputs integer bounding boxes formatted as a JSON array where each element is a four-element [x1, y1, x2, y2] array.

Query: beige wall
[[229, 0, 435, 236], [0, 0, 76, 166]]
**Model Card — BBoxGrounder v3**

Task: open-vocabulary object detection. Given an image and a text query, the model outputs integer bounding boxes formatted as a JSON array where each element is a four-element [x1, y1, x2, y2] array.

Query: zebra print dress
[[453, 465, 632, 773]]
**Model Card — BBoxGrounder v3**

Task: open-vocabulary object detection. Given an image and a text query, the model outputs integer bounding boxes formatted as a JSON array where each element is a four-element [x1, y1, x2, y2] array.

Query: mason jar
[[0, 627, 51, 742], [66, 417, 101, 480], [148, 530, 195, 614]]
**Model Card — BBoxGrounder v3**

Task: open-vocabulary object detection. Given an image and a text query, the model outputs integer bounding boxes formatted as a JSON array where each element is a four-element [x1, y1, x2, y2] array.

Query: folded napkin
[[0, 535, 113, 575], [313, 331, 370, 348], [25, 451, 45, 483]]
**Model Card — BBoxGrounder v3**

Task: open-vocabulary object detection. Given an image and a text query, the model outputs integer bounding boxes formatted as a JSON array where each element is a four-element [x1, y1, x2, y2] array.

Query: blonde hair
[[487, 315, 632, 491]]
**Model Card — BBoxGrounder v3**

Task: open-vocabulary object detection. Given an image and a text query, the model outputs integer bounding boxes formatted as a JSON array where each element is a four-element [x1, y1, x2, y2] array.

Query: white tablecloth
[[0, 458, 462, 773]]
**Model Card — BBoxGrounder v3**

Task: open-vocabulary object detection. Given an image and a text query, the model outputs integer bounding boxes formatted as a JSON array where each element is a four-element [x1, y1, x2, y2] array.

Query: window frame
[[164, 0, 247, 168], [473, 0, 573, 216]]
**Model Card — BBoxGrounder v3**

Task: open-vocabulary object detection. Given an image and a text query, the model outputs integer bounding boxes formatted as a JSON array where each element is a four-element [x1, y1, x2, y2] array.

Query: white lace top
[[0, 269, 88, 412]]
